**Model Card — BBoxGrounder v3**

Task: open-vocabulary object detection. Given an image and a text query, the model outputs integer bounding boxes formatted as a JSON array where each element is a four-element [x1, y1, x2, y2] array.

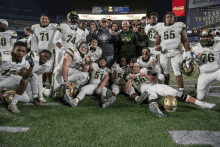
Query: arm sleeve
[[53, 30, 63, 46]]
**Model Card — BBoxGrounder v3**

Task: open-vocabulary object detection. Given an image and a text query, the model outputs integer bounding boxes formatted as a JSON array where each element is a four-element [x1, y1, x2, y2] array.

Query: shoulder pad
[[49, 23, 57, 28], [0, 51, 10, 61], [105, 68, 111, 74], [66, 48, 75, 57], [31, 24, 40, 31]]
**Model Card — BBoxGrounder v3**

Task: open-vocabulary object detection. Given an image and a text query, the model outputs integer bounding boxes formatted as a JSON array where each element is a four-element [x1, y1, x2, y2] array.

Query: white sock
[[74, 98, 79, 103], [11, 94, 23, 104], [179, 88, 184, 91], [194, 99, 203, 106], [43, 89, 51, 97], [135, 96, 139, 101], [33, 94, 38, 99]]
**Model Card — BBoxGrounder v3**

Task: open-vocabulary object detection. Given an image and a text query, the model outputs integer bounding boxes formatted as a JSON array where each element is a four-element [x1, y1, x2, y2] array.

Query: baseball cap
[[101, 18, 107, 22]]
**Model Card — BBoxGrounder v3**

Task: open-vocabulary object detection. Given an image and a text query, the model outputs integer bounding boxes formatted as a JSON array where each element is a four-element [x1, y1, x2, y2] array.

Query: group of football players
[[0, 10, 218, 118]]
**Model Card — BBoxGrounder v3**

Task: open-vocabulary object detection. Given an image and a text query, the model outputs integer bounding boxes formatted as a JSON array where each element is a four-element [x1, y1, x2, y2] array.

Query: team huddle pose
[[0, 10, 218, 117]]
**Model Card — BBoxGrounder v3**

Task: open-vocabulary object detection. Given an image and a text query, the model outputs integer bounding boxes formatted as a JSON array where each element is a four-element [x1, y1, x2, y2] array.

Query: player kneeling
[[0, 41, 34, 113], [71, 57, 116, 108], [125, 63, 216, 117]]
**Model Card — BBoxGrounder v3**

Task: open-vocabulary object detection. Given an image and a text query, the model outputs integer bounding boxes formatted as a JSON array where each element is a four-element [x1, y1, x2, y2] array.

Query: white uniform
[[76, 63, 110, 101], [31, 23, 57, 71], [192, 42, 220, 100], [53, 24, 82, 66], [126, 68, 179, 102], [111, 64, 135, 96], [145, 23, 162, 56], [87, 46, 102, 62], [0, 30, 17, 52], [137, 56, 164, 83], [53, 47, 88, 90], [156, 22, 186, 76], [0, 51, 30, 102], [77, 27, 89, 43]]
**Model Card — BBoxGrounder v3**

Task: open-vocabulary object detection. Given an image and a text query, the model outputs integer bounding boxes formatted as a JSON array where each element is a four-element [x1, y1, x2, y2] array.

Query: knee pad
[[175, 90, 187, 102]]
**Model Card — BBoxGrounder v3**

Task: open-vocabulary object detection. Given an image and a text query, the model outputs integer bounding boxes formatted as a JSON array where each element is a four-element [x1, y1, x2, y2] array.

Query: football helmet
[[181, 60, 197, 76], [67, 11, 79, 24], [162, 95, 177, 112], [3, 91, 16, 105], [56, 82, 78, 99], [0, 19, 8, 27], [200, 27, 215, 47]]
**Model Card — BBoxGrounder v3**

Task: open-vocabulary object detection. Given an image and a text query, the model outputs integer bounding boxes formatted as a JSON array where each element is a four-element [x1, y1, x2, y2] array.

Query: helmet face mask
[[162, 95, 177, 112], [200, 27, 215, 47], [67, 11, 79, 24]]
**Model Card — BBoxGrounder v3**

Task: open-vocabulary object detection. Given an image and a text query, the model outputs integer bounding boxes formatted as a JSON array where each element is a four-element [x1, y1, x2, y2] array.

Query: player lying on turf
[[191, 27, 220, 100], [0, 41, 34, 113], [109, 56, 149, 104], [137, 47, 164, 84], [52, 42, 89, 102], [125, 63, 216, 117], [70, 57, 116, 108]]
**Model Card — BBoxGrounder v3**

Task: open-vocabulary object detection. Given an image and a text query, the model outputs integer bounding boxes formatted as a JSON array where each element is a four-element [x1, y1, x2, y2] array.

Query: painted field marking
[[169, 130, 220, 147], [24, 103, 59, 106], [0, 126, 29, 132]]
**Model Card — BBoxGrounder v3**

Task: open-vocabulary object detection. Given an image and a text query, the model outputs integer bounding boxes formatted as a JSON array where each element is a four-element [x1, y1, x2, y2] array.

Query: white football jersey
[[145, 23, 163, 47], [27, 52, 52, 75], [112, 63, 132, 85], [126, 68, 152, 93], [77, 27, 89, 43], [32, 23, 57, 52], [87, 46, 102, 62], [54, 24, 81, 50], [56, 47, 85, 73], [0, 51, 29, 80], [191, 42, 220, 73], [137, 56, 158, 75], [0, 30, 17, 52], [89, 63, 110, 85], [156, 22, 186, 51]]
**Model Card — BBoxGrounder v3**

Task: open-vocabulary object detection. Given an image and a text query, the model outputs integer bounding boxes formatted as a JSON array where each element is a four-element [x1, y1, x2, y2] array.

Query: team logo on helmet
[[181, 60, 197, 76], [162, 95, 177, 112], [200, 27, 215, 47]]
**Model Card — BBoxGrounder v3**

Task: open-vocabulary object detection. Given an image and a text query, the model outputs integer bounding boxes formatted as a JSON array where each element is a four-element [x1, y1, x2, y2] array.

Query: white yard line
[[23, 103, 59, 106], [169, 130, 220, 147], [0, 126, 29, 132]]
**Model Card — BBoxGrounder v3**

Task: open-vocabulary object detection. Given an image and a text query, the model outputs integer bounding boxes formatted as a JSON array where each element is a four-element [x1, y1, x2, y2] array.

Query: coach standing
[[86, 18, 119, 68]]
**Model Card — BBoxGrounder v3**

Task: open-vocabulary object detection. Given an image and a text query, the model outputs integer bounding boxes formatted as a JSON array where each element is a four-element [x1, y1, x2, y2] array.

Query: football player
[[110, 56, 149, 104], [155, 12, 192, 92], [191, 27, 220, 100], [53, 11, 81, 66], [26, 50, 52, 105], [87, 38, 102, 62], [31, 14, 57, 88], [71, 57, 115, 108], [77, 20, 89, 43], [137, 47, 164, 84], [0, 19, 17, 52], [52, 42, 89, 103], [0, 41, 34, 113], [125, 63, 216, 117]]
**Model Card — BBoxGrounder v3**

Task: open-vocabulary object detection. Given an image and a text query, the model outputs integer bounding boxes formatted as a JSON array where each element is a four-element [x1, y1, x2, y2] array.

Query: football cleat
[[200, 102, 216, 109], [33, 97, 43, 106], [106, 89, 113, 99], [72, 98, 79, 107], [39, 97, 46, 102], [136, 91, 148, 104], [149, 103, 164, 118], [8, 104, 20, 113], [162, 95, 177, 112], [102, 96, 116, 108], [63, 94, 75, 107]]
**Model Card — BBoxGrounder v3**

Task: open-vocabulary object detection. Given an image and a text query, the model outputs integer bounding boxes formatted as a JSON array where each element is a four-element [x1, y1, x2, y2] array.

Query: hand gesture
[[151, 59, 156, 67], [91, 27, 97, 33], [146, 18, 150, 24], [129, 73, 135, 80], [133, 25, 138, 32], [155, 45, 162, 51], [110, 29, 116, 35], [25, 54, 34, 67], [140, 72, 145, 77]]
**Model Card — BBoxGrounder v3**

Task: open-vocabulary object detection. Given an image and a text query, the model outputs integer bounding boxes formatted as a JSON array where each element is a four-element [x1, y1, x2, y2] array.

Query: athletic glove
[[25, 55, 34, 67]]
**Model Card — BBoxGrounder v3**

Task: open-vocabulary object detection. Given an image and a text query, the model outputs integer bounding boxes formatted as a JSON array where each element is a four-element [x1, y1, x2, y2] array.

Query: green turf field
[[0, 71, 219, 147]]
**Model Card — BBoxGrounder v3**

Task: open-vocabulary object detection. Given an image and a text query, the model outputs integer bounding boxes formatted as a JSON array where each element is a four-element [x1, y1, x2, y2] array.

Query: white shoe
[[8, 104, 20, 113], [149, 103, 164, 118], [72, 98, 78, 107], [136, 91, 148, 104], [200, 102, 216, 109], [64, 94, 75, 107], [39, 97, 47, 102], [102, 96, 116, 108], [106, 89, 113, 99]]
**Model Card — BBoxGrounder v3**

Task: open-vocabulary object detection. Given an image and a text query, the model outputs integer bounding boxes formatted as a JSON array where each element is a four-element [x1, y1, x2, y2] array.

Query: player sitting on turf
[[125, 62, 216, 117], [110, 56, 148, 104], [72, 57, 116, 108], [0, 41, 34, 113], [191, 27, 220, 100], [25, 50, 52, 105], [52, 42, 89, 104], [137, 47, 164, 84]]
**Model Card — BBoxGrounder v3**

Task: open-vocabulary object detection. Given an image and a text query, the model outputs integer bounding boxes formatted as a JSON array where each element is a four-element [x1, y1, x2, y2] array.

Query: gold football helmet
[[56, 82, 79, 99], [200, 27, 215, 47], [162, 95, 177, 112], [181, 60, 197, 76], [3, 91, 16, 105]]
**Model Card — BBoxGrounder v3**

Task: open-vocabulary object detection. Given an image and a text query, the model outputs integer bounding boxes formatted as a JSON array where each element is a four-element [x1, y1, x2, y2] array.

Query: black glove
[[25, 56, 34, 67]]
